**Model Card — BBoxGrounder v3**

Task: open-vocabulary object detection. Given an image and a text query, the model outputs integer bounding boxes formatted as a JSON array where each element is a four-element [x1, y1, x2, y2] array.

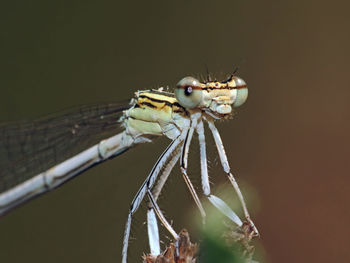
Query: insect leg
[[206, 120, 258, 235], [196, 120, 242, 226], [146, 146, 181, 255], [122, 134, 185, 263], [180, 116, 206, 220]]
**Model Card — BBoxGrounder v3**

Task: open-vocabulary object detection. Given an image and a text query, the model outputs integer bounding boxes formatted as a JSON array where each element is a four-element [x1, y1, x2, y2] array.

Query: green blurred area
[[0, 1, 349, 263], [200, 233, 245, 263]]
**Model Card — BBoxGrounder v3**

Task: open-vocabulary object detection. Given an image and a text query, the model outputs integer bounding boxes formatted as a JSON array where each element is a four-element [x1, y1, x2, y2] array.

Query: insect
[[0, 74, 257, 262]]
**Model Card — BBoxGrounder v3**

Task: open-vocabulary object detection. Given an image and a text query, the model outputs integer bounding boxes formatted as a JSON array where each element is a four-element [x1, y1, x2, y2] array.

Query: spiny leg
[[151, 147, 181, 201], [206, 120, 258, 235], [147, 189, 179, 240], [180, 116, 206, 220], [147, 147, 181, 255], [147, 122, 205, 256], [147, 118, 207, 257], [122, 134, 185, 263], [196, 120, 242, 226]]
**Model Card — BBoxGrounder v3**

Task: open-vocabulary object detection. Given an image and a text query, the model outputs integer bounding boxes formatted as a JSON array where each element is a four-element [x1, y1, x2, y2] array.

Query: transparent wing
[[0, 102, 130, 193]]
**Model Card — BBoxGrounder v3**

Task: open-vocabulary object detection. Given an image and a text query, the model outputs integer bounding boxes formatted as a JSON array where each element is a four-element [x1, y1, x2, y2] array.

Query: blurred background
[[0, 1, 349, 262]]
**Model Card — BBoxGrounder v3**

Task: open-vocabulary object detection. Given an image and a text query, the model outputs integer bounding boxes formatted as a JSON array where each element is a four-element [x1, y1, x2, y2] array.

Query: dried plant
[[143, 220, 258, 263]]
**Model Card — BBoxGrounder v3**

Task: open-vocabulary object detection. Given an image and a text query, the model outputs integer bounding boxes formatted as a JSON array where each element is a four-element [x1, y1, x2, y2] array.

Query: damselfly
[[0, 74, 257, 262]]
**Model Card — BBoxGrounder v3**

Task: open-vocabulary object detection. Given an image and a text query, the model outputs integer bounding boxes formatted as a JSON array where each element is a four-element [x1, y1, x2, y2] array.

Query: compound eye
[[233, 77, 248, 107], [175, 76, 203, 109], [233, 87, 248, 107]]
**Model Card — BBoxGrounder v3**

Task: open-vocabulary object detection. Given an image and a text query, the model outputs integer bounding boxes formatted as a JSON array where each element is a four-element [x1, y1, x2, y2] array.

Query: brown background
[[0, 1, 349, 262]]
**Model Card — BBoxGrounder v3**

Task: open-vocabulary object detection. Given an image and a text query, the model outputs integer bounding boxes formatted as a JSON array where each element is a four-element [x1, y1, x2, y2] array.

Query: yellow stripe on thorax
[[140, 92, 178, 105], [129, 90, 186, 125]]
